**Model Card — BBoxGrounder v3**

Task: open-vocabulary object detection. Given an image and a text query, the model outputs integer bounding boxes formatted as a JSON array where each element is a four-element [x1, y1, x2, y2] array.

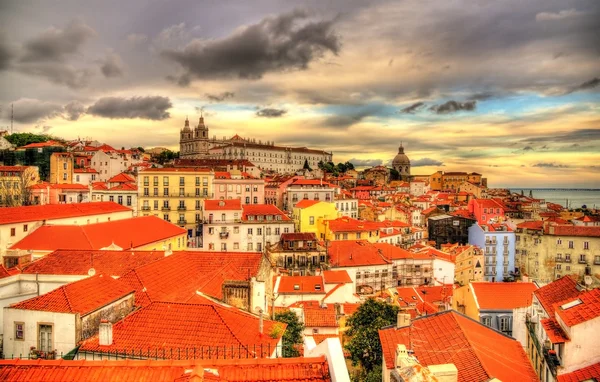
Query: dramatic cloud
[[205, 92, 235, 102], [6, 99, 64, 124], [100, 52, 125, 78], [412, 158, 444, 167], [564, 77, 600, 94], [523, 129, 600, 143], [348, 158, 383, 167], [63, 101, 86, 121], [399, 102, 425, 114], [256, 108, 287, 118], [0, 34, 15, 70], [523, 146, 534, 151], [87, 96, 172, 120], [533, 162, 570, 168], [429, 100, 477, 114], [163, 9, 340, 84], [20, 19, 96, 62], [536, 9, 584, 22], [323, 104, 385, 127]]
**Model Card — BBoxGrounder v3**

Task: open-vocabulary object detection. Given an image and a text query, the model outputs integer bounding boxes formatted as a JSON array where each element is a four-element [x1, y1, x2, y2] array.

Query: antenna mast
[[11, 103, 14, 134]]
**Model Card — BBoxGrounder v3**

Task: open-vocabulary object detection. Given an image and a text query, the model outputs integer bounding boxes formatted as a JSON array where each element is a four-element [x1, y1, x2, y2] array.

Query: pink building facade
[[213, 172, 265, 205], [468, 198, 505, 225]]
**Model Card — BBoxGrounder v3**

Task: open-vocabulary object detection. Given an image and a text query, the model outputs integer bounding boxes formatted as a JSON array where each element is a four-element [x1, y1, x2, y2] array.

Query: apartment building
[[137, 167, 214, 246], [283, 179, 337, 212], [469, 223, 516, 282], [213, 171, 265, 204]]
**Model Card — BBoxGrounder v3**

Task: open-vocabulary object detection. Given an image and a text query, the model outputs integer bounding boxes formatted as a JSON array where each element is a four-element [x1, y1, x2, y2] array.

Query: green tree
[[345, 161, 355, 171], [337, 162, 347, 173], [5, 133, 50, 148], [155, 150, 180, 165], [345, 298, 399, 372], [350, 366, 383, 382], [303, 159, 312, 171], [137, 146, 145, 153], [274, 311, 305, 357], [389, 168, 400, 181]]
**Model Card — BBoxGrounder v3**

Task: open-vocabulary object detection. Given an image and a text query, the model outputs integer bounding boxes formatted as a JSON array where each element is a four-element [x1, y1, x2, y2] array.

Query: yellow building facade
[[292, 201, 339, 235], [49, 152, 74, 184], [452, 283, 480, 319], [450, 245, 484, 286], [318, 217, 380, 243], [138, 167, 215, 245], [0, 166, 40, 207]]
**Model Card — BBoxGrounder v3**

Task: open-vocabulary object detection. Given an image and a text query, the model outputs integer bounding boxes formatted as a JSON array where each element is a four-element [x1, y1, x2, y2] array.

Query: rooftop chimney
[[258, 309, 264, 334], [397, 312, 411, 329], [99, 320, 113, 346]]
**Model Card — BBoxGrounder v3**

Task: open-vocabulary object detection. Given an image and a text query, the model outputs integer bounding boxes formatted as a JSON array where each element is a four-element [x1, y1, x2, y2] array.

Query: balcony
[[578, 259, 587, 264], [161, 206, 171, 211], [595, 259, 600, 265], [141, 206, 151, 211], [555, 257, 563, 263], [177, 220, 187, 225], [177, 206, 187, 211], [564, 257, 572, 263], [503, 261, 509, 266], [219, 231, 229, 239]]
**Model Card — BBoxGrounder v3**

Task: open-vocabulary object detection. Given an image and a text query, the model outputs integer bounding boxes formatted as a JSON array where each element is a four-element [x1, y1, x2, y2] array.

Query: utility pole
[[11, 103, 13, 134]]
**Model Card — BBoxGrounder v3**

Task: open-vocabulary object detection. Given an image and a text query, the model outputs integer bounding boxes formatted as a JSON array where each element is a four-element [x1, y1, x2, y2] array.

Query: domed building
[[392, 143, 410, 181]]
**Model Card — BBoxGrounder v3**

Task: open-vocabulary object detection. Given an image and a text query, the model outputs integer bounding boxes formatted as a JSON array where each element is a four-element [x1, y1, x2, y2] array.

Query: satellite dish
[[584, 276, 593, 286], [254, 306, 263, 314], [88, 268, 96, 276]]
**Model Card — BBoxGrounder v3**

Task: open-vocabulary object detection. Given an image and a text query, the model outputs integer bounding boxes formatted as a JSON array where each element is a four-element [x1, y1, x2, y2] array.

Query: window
[[556, 264, 561, 270], [557, 238, 562, 245], [63, 173, 67, 180], [164, 188, 169, 196], [257, 243, 262, 252], [14, 322, 24, 340], [234, 243, 239, 249], [284, 227, 289, 233], [245, 197, 250, 204], [275, 227, 280, 235], [257, 228, 262, 235], [221, 243, 227, 251], [253, 196, 258, 204], [23, 224, 28, 232], [248, 243, 253, 251], [179, 177, 185, 186], [163, 176, 169, 186], [248, 228, 253, 235], [109, 196, 114, 202], [234, 226, 239, 234], [118, 195, 123, 205], [579, 254, 586, 263], [309, 216, 315, 225], [10, 228, 15, 236], [481, 316, 492, 327], [569, 241, 574, 249], [38, 324, 53, 352], [126, 196, 132, 206], [584, 241, 589, 250], [499, 317, 510, 332]]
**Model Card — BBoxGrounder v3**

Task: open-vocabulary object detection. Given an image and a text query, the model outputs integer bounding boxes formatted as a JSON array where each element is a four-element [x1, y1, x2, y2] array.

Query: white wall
[[560, 316, 600, 374], [512, 306, 529, 348], [432, 259, 455, 286]]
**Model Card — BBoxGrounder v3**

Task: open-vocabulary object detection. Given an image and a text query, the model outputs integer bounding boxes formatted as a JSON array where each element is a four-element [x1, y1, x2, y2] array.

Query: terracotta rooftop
[[326, 217, 379, 233], [107, 172, 135, 183], [30, 183, 89, 190], [276, 276, 325, 294], [546, 224, 600, 237], [555, 288, 600, 327], [10, 216, 186, 251], [517, 221, 544, 230], [379, 311, 538, 382], [280, 232, 317, 242], [471, 282, 537, 310], [541, 318, 570, 343], [10, 274, 133, 315], [140, 167, 212, 173], [534, 275, 581, 318], [21, 250, 165, 277], [342, 303, 360, 316], [294, 300, 338, 328], [242, 204, 290, 221], [294, 199, 321, 209], [118, 251, 263, 304], [79, 302, 282, 358], [19, 140, 64, 149], [557, 362, 600, 382], [328, 240, 389, 267], [322, 270, 352, 284], [204, 199, 242, 211], [0, 202, 131, 225], [0, 165, 34, 173]]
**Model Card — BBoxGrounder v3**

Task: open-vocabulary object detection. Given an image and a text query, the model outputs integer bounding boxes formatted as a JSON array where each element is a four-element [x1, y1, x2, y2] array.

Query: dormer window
[[248, 216, 254, 221], [258, 215, 264, 221], [315, 284, 321, 291], [294, 284, 300, 290]]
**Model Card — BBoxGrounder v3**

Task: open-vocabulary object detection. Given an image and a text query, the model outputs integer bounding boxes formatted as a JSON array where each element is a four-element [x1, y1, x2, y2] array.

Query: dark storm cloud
[[348, 158, 383, 167], [523, 146, 534, 151], [205, 92, 235, 102], [323, 104, 385, 127], [18, 63, 93, 89], [564, 77, 600, 94], [100, 53, 125, 78], [533, 162, 570, 168], [20, 20, 96, 63], [87, 96, 172, 120], [63, 101, 86, 121], [256, 108, 287, 118], [399, 102, 425, 114], [162, 9, 340, 84], [7, 99, 64, 124], [429, 100, 477, 114], [523, 129, 600, 143], [0, 34, 15, 70], [412, 158, 444, 167]]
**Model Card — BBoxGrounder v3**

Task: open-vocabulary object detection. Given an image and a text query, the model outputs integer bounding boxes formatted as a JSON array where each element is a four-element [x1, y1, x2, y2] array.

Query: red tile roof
[[280, 232, 317, 241], [140, 167, 212, 173], [379, 311, 538, 382], [290, 179, 336, 187], [19, 140, 64, 149], [276, 276, 325, 294], [541, 318, 570, 343], [92, 181, 109, 190], [109, 183, 137, 191], [342, 303, 360, 316], [328, 240, 390, 267], [310, 334, 340, 345], [295, 301, 338, 327], [204, 199, 242, 211], [326, 217, 379, 232], [534, 276, 581, 317], [555, 288, 600, 327], [473, 199, 504, 210], [74, 168, 98, 173], [21, 250, 165, 277], [546, 224, 600, 237], [10, 274, 133, 315], [242, 204, 291, 221], [79, 302, 282, 358], [10, 216, 186, 251], [294, 199, 321, 208], [557, 362, 600, 382], [517, 221, 544, 230], [0, 165, 34, 173], [0, 202, 131, 225], [107, 172, 135, 183], [118, 251, 263, 304], [29, 183, 89, 190], [213, 171, 231, 179], [471, 282, 537, 310], [322, 270, 352, 284]]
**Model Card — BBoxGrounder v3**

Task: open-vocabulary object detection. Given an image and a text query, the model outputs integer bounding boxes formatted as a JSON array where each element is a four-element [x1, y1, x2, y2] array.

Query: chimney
[[99, 320, 113, 346], [258, 309, 264, 334], [164, 248, 173, 257], [397, 313, 411, 329], [428, 364, 459, 382]]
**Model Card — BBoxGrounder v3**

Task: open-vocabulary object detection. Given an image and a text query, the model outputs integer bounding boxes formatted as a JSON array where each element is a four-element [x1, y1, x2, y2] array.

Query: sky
[[0, 0, 599, 188]]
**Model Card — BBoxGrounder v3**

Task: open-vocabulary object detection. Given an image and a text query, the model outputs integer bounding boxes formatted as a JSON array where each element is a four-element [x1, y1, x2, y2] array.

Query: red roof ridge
[[61, 286, 74, 313]]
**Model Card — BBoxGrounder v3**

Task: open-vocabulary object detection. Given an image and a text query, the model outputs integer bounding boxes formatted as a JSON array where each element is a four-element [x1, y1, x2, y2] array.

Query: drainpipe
[[36, 273, 40, 296]]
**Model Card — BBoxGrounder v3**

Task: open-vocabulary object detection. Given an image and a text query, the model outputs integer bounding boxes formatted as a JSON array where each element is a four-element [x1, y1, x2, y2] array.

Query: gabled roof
[[21, 250, 165, 277], [79, 302, 282, 358], [107, 172, 135, 183], [10, 274, 133, 315], [74, 168, 98, 174], [10, 216, 185, 251], [109, 183, 137, 191], [517, 221, 544, 230], [473, 199, 504, 210], [555, 288, 600, 327], [557, 362, 600, 382], [541, 318, 570, 343], [0, 202, 131, 225], [118, 251, 263, 304], [471, 282, 537, 310], [322, 270, 352, 284], [276, 276, 324, 294], [294, 199, 321, 209], [379, 311, 537, 382], [204, 199, 242, 211], [292, 300, 337, 328], [280, 232, 317, 241], [534, 276, 581, 317], [242, 204, 290, 221], [328, 240, 390, 267]]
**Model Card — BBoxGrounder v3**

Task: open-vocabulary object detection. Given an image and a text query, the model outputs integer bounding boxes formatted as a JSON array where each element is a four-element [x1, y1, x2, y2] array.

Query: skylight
[[560, 299, 583, 310]]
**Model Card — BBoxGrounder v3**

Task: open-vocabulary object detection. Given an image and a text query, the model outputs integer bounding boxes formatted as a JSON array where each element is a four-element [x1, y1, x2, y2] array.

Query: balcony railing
[[177, 206, 187, 211], [178, 220, 187, 225], [578, 259, 587, 264], [595, 259, 600, 265], [555, 257, 563, 263], [141, 206, 151, 211], [564, 257, 572, 263], [219, 232, 229, 239], [161, 206, 171, 211]]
